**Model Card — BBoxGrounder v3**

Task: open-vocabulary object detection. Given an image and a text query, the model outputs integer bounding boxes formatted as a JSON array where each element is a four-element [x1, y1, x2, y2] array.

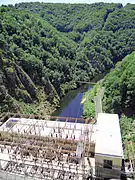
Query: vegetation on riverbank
[[103, 52, 135, 160], [102, 52, 135, 117], [0, 2, 135, 115], [120, 115, 135, 160], [83, 52, 135, 159], [83, 83, 102, 118]]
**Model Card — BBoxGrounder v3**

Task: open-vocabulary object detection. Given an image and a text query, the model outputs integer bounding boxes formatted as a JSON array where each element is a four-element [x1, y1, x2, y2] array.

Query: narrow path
[[94, 87, 105, 118]]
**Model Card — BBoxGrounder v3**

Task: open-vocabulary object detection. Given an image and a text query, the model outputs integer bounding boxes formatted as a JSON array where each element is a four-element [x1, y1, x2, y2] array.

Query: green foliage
[[0, 2, 135, 115], [83, 83, 101, 118], [15, 2, 135, 67], [120, 115, 135, 159], [120, 115, 133, 139], [15, 2, 122, 33], [104, 6, 135, 32], [101, 52, 135, 158], [102, 52, 135, 117], [83, 52, 135, 158]]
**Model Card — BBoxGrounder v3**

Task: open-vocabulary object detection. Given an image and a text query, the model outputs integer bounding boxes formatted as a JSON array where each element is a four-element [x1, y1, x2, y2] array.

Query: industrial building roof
[[95, 113, 123, 157]]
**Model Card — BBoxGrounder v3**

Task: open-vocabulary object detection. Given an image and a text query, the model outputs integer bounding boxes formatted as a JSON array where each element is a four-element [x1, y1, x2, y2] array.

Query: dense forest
[[102, 52, 135, 117], [0, 2, 135, 115], [83, 52, 135, 158], [102, 52, 135, 158]]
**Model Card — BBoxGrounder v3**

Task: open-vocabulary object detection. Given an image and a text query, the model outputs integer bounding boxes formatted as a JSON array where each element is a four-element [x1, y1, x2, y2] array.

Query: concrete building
[[95, 113, 123, 179], [0, 113, 123, 179]]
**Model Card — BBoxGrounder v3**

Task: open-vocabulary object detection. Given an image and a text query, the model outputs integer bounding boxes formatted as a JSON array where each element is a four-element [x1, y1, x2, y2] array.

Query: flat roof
[[95, 113, 123, 157]]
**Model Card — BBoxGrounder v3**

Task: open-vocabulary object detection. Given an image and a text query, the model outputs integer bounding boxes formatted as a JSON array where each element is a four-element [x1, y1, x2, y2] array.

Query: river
[[52, 72, 107, 119], [53, 84, 93, 119]]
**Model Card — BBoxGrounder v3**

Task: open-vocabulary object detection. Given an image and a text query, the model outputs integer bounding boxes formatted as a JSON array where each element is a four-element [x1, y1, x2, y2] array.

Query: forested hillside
[[83, 52, 135, 118], [83, 52, 135, 158], [102, 52, 135, 158], [102, 52, 135, 117], [0, 2, 135, 115]]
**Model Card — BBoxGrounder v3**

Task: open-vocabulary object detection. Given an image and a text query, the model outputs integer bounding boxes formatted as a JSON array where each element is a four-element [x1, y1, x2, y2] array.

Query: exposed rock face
[[0, 54, 57, 114], [14, 63, 37, 99], [44, 78, 60, 105], [0, 2, 135, 115], [0, 85, 7, 101], [2, 62, 37, 102], [0, 85, 20, 113]]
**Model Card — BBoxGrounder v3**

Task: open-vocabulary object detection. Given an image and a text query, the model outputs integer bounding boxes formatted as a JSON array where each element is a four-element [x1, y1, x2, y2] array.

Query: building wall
[[95, 154, 122, 179]]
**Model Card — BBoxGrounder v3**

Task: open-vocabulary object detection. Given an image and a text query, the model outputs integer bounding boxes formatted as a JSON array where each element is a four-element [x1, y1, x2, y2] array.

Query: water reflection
[[53, 84, 92, 119]]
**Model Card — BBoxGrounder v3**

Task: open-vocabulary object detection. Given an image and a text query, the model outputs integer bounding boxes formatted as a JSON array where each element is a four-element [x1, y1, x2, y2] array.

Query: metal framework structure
[[0, 117, 96, 180]]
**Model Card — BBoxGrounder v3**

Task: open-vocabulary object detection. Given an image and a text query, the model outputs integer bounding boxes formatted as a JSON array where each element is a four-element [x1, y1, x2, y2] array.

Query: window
[[103, 160, 112, 169]]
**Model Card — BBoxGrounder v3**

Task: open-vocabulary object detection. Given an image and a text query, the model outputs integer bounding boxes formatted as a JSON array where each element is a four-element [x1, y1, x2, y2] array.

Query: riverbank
[[52, 84, 93, 118], [82, 82, 102, 119], [53, 72, 108, 119]]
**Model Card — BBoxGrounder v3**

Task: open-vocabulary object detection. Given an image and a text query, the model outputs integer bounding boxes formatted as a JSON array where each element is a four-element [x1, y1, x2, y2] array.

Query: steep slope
[[0, 7, 77, 114], [102, 52, 135, 117], [83, 52, 135, 118], [83, 52, 135, 158], [102, 52, 135, 159], [0, 3, 135, 115], [14, 2, 122, 33], [81, 4, 135, 66], [15, 2, 135, 69]]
